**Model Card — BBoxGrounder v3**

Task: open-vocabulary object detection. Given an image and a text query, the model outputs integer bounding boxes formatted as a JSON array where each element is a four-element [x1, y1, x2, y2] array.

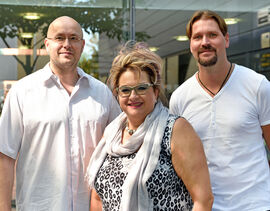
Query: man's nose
[[63, 38, 72, 46], [201, 36, 210, 45]]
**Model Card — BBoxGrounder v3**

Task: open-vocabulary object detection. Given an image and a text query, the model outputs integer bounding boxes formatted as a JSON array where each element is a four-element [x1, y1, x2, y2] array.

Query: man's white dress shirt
[[0, 63, 121, 210]]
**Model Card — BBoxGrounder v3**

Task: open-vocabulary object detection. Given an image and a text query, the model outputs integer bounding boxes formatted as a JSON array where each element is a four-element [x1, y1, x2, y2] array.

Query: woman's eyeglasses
[[117, 83, 154, 97]]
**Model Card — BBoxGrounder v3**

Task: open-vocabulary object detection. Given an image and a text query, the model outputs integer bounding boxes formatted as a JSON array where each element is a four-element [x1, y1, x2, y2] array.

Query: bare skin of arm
[[90, 189, 102, 211], [262, 124, 270, 165], [262, 124, 270, 151], [171, 118, 213, 211], [0, 152, 15, 211]]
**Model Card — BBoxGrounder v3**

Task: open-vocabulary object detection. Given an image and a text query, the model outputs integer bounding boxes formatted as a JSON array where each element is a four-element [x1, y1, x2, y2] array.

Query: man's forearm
[[0, 152, 15, 211]]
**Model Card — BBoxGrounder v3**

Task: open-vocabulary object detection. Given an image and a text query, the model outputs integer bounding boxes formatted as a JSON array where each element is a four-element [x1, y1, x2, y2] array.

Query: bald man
[[0, 16, 120, 211]]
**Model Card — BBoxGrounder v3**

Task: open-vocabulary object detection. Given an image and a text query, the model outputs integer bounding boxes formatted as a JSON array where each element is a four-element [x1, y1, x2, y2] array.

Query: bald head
[[44, 16, 85, 73], [47, 16, 83, 38]]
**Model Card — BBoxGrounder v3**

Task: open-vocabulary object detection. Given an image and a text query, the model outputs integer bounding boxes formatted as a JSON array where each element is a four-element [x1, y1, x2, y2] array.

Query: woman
[[86, 42, 213, 211]]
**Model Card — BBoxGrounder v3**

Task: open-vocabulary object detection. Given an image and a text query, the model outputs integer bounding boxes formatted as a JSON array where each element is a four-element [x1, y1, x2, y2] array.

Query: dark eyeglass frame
[[46, 36, 83, 44], [116, 83, 154, 97]]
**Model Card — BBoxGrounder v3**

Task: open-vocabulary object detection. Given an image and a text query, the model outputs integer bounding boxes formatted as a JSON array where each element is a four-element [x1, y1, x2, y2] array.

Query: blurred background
[[0, 0, 269, 104]]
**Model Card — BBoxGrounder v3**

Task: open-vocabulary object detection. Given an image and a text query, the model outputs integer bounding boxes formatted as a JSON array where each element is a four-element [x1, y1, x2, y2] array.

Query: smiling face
[[44, 16, 85, 72], [190, 18, 229, 67], [117, 69, 159, 126]]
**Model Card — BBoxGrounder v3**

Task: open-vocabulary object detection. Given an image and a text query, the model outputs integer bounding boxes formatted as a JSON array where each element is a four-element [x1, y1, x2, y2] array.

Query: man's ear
[[81, 39, 85, 54], [44, 39, 50, 54], [225, 33, 229, 48]]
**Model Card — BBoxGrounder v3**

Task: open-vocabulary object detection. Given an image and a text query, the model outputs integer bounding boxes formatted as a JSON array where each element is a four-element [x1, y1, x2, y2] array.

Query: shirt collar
[[42, 63, 55, 82], [42, 63, 90, 84], [77, 66, 90, 81]]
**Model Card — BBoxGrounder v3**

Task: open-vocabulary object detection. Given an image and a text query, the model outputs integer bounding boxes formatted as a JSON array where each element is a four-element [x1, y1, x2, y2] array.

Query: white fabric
[[0, 63, 121, 211], [170, 64, 270, 211], [86, 101, 169, 211]]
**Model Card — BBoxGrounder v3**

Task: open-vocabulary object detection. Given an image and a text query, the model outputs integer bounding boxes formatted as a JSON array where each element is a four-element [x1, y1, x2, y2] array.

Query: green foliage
[[0, 3, 150, 76], [78, 49, 99, 79]]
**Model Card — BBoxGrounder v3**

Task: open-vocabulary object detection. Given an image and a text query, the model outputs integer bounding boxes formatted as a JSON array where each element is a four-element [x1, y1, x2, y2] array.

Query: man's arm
[[0, 152, 15, 211], [106, 91, 121, 125], [258, 77, 270, 152], [262, 124, 270, 151]]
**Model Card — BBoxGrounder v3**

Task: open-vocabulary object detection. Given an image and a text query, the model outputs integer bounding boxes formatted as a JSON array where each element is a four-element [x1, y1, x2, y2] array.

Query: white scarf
[[86, 101, 169, 211]]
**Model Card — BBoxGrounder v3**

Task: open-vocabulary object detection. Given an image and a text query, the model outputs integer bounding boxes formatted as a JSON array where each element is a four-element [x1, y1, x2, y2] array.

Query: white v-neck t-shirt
[[170, 64, 270, 211]]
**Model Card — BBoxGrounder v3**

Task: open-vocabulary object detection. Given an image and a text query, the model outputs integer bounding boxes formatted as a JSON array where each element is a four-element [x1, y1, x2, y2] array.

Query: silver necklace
[[125, 124, 136, 135]]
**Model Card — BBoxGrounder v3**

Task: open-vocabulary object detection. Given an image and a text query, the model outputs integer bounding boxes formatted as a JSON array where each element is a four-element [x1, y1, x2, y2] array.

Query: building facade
[[0, 0, 270, 209]]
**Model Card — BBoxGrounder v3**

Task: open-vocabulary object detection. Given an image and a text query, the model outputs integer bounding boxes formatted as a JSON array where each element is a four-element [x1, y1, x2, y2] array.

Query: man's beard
[[198, 45, 217, 67]]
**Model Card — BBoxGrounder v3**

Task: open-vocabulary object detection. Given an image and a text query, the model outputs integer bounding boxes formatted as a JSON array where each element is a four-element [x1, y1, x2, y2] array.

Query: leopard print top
[[94, 115, 193, 210]]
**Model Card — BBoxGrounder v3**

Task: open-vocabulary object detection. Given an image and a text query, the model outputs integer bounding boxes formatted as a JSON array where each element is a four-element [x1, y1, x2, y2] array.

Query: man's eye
[[193, 35, 201, 40], [55, 37, 64, 41], [210, 33, 217, 38], [70, 36, 78, 41]]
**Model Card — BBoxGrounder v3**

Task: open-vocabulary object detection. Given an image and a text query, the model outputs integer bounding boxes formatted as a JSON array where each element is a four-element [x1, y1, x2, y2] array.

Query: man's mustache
[[198, 45, 216, 54]]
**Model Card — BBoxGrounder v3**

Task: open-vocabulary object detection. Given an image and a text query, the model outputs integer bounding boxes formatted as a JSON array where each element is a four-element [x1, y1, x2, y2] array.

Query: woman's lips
[[128, 102, 143, 108]]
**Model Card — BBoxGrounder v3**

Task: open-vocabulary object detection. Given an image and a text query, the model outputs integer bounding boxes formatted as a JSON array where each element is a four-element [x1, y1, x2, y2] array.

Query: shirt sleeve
[[257, 77, 270, 126], [107, 91, 121, 124], [0, 86, 23, 159], [169, 91, 179, 115]]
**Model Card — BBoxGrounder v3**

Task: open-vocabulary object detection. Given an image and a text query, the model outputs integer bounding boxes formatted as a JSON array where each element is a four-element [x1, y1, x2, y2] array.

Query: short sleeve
[[0, 86, 23, 159], [107, 90, 121, 124], [257, 77, 270, 126], [169, 91, 179, 115]]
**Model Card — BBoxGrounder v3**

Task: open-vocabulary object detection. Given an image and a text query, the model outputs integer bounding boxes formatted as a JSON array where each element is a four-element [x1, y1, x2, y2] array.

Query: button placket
[[69, 101, 79, 157], [68, 99, 80, 203]]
